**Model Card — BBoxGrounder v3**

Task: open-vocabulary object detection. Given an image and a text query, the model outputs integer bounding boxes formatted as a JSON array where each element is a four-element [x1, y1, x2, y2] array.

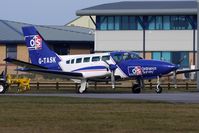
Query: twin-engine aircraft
[[2, 26, 199, 94]]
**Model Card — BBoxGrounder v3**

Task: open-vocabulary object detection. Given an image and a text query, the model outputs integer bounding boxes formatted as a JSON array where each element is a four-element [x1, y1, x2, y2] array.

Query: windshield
[[112, 52, 142, 63]]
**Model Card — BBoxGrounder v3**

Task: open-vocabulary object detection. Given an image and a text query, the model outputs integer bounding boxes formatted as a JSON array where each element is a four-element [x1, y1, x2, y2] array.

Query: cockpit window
[[123, 53, 131, 60], [113, 54, 123, 63], [130, 52, 142, 59], [112, 52, 142, 63]]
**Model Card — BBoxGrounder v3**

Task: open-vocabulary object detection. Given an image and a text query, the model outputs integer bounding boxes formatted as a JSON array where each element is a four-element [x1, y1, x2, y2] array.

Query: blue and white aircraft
[[3, 26, 199, 94]]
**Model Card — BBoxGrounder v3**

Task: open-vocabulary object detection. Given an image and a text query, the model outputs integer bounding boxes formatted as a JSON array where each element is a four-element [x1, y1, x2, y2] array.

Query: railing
[[25, 82, 197, 91]]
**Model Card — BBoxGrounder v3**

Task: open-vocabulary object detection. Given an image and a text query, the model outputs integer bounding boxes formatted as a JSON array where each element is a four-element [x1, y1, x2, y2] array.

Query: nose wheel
[[155, 84, 162, 93]]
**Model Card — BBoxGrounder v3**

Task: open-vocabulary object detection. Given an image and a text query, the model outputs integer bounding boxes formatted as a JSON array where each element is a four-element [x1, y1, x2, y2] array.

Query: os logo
[[30, 35, 42, 50], [129, 66, 143, 76]]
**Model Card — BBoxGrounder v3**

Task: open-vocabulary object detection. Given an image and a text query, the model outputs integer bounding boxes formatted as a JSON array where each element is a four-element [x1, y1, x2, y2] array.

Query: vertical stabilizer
[[22, 26, 61, 70]]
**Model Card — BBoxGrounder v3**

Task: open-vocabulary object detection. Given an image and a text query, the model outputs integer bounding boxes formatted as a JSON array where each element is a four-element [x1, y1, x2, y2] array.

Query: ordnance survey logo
[[128, 66, 143, 76], [28, 35, 42, 50]]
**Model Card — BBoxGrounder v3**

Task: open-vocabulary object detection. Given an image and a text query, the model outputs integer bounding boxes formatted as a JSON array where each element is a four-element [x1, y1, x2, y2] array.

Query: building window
[[6, 45, 17, 59], [170, 16, 192, 30], [97, 15, 196, 31], [156, 16, 163, 30], [100, 16, 107, 30], [108, 16, 114, 30], [121, 16, 129, 30], [163, 16, 170, 30], [115, 16, 121, 30], [152, 52, 161, 60], [53, 44, 69, 55], [129, 16, 137, 30]]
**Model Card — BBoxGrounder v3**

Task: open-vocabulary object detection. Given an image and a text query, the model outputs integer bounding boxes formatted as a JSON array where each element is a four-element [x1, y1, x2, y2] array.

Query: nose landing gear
[[155, 76, 162, 93]]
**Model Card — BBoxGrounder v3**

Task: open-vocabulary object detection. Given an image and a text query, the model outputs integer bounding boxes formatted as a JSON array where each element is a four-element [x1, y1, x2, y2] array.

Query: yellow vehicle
[[7, 75, 31, 92]]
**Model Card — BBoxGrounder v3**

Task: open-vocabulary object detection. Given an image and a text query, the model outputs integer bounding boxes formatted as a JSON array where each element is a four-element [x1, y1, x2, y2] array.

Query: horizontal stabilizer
[[4, 58, 47, 69]]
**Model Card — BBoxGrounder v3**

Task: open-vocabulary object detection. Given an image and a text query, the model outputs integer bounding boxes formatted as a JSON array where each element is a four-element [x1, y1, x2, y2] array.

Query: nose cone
[[159, 61, 178, 74], [167, 63, 177, 71]]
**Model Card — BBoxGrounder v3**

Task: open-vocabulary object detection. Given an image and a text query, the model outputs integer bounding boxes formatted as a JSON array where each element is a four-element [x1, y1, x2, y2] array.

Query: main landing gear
[[132, 79, 144, 94], [132, 76, 163, 94], [155, 76, 162, 94], [77, 79, 88, 93]]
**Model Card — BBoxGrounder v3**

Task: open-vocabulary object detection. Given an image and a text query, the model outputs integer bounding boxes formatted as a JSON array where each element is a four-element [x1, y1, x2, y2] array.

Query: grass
[[0, 96, 199, 133]]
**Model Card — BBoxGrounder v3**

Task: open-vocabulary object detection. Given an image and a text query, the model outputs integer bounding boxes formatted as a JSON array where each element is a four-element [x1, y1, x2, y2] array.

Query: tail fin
[[22, 26, 61, 70]]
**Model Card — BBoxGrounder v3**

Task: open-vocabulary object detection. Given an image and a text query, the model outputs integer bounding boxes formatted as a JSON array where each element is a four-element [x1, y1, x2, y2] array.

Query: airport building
[[76, 0, 198, 69], [0, 20, 94, 74]]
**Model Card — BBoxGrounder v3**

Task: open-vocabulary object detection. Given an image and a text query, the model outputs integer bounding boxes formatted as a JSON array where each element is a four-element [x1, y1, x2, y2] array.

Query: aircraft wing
[[17, 68, 83, 79], [4, 58, 47, 69]]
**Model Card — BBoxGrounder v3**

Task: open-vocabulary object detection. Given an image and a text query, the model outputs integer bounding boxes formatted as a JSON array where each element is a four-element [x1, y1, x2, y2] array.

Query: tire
[[76, 86, 88, 93], [0, 83, 7, 94], [155, 85, 162, 94], [132, 84, 141, 94]]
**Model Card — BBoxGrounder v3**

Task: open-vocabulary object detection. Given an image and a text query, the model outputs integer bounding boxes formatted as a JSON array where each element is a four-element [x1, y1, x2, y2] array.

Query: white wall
[[95, 31, 143, 51], [95, 30, 196, 52], [146, 30, 194, 51]]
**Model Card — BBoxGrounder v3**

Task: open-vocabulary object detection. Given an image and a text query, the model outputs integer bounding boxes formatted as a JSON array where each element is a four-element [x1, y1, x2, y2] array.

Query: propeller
[[172, 70, 177, 88], [172, 55, 186, 88], [103, 60, 117, 89]]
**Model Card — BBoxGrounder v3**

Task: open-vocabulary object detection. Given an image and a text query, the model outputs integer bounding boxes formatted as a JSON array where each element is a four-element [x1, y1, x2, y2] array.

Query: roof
[[76, 0, 197, 16], [0, 19, 94, 43]]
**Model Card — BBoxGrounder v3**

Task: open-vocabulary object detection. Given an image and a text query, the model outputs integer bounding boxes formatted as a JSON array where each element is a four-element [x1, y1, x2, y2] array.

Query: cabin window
[[76, 58, 82, 63], [66, 60, 70, 64], [83, 57, 90, 63], [102, 55, 110, 61], [92, 56, 100, 62], [71, 59, 74, 64]]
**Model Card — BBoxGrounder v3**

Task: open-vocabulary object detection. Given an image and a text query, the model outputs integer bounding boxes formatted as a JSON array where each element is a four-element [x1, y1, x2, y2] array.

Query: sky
[[0, 0, 189, 25]]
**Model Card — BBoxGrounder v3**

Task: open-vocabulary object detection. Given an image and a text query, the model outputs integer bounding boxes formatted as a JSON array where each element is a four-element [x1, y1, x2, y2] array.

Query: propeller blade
[[102, 60, 117, 89], [177, 55, 186, 65], [172, 70, 177, 88]]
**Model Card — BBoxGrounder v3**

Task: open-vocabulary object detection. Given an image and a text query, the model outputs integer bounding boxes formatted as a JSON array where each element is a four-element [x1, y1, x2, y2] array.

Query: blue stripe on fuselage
[[72, 66, 108, 72]]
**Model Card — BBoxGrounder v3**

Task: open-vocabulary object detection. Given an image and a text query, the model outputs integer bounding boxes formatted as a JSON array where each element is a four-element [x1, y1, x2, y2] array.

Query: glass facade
[[152, 51, 189, 68], [96, 15, 196, 30]]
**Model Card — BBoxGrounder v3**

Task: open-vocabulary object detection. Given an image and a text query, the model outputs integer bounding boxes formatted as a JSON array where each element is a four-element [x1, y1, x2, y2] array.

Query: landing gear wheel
[[76, 86, 88, 94], [155, 85, 162, 94], [0, 83, 7, 94], [132, 84, 141, 94]]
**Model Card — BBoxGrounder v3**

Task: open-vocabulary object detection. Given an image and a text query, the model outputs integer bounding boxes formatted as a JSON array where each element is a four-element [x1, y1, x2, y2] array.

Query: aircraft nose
[[164, 62, 178, 71]]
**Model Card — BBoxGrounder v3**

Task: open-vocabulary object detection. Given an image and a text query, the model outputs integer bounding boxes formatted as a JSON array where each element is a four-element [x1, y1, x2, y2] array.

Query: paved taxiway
[[2, 93, 199, 103]]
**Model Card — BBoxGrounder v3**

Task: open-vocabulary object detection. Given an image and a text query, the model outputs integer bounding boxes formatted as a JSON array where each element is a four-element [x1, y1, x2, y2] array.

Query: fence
[[26, 82, 197, 91]]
